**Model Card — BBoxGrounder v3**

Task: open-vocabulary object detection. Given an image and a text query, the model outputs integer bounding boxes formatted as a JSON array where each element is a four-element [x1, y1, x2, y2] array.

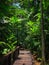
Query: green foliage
[[0, 1, 49, 64], [0, 18, 17, 55], [0, 41, 9, 55], [0, 0, 16, 18]]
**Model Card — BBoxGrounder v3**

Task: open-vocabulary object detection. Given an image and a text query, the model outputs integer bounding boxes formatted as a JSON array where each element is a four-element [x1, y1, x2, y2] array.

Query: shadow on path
[[13, 50, 34, 65]]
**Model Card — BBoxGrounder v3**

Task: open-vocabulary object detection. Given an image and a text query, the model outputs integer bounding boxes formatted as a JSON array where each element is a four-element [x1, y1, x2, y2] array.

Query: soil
[[34, 60, 41, 65], [32, 54, 41, 65]]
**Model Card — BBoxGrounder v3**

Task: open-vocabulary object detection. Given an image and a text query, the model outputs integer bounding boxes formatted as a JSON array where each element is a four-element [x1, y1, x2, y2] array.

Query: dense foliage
[[0, 0, 49, 64]]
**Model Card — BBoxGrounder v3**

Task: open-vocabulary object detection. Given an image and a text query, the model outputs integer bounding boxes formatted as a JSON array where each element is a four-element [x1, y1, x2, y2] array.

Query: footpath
[[13, 50, 34, 65]]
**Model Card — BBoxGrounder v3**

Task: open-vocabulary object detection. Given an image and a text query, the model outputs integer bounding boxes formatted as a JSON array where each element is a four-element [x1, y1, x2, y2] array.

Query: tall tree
[[40, 0, 45, 65]]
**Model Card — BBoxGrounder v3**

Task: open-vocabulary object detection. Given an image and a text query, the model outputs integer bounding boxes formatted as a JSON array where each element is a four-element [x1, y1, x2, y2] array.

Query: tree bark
[[40, 0, 45, 65]]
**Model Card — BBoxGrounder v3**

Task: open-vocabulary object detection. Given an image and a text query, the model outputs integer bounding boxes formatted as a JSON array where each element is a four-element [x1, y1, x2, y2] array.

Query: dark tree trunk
[[40, 0, 45, 65]]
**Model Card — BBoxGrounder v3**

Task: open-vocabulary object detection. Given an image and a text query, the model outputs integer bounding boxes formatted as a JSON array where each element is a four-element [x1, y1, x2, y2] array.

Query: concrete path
[[13, 50, 34, 65]]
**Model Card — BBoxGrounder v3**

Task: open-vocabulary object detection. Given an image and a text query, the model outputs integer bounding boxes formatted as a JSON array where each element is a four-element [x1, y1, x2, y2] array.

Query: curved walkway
[[13, 50, 34, 65]]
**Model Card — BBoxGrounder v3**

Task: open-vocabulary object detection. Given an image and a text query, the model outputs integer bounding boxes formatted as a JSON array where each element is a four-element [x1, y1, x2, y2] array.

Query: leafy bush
[[0, 40, 17, 55]]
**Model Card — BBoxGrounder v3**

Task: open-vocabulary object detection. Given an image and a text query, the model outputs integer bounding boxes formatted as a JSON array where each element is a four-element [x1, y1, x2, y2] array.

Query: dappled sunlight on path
[[13, 50, 34, 65]]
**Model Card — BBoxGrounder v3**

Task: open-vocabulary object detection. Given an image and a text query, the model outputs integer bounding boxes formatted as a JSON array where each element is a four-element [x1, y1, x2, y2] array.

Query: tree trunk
[[40, 0, 45, 65]]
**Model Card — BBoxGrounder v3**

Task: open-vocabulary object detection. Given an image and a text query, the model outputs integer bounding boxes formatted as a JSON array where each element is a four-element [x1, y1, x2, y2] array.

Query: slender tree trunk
[[40, 0, 45, 65]]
